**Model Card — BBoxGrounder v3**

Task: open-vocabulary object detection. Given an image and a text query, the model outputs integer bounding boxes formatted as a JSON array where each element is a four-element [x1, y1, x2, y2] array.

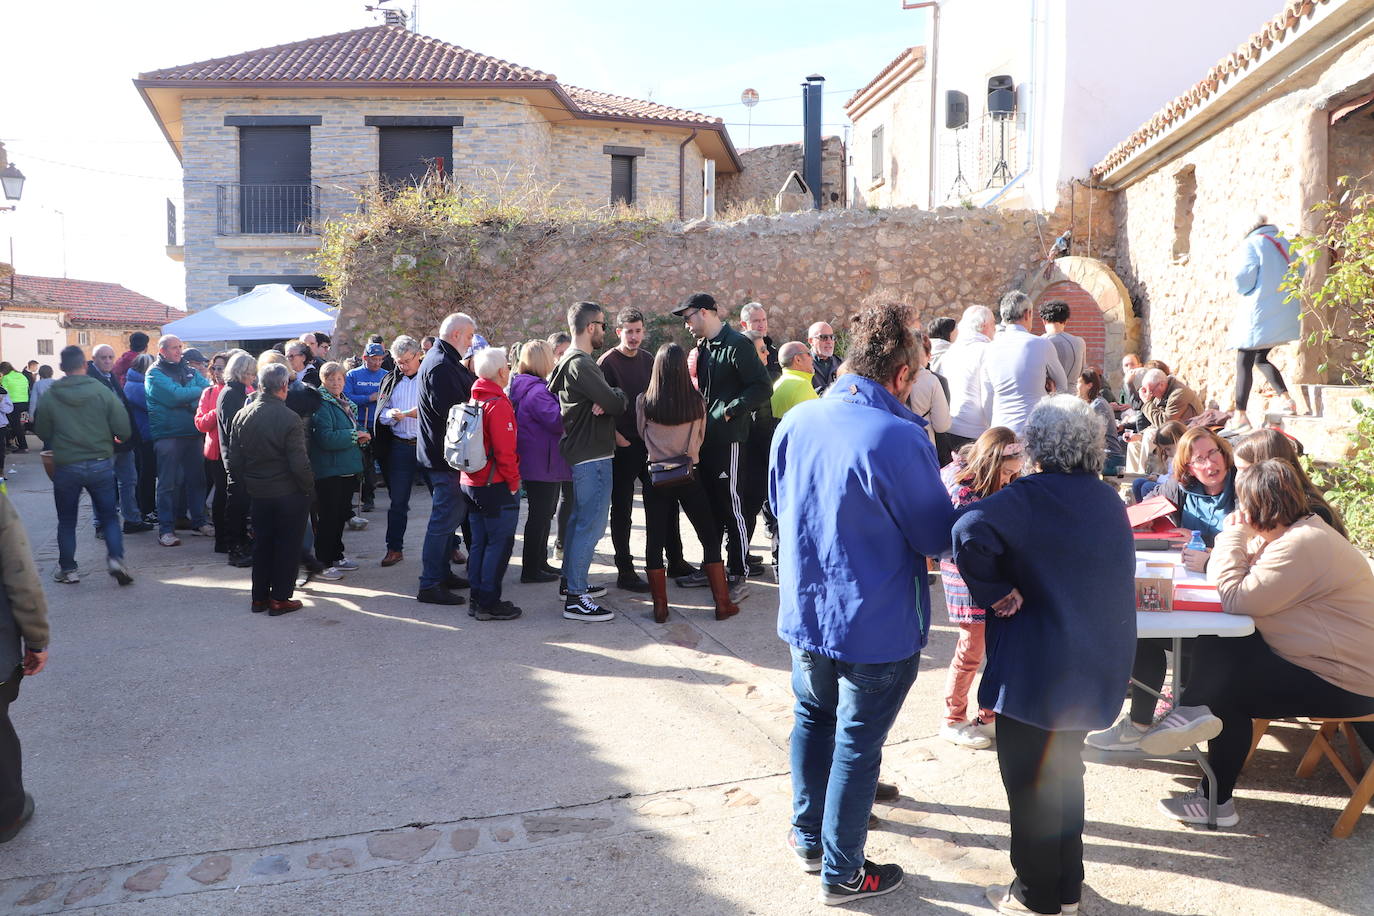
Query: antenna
[[365, 0, 416, 29], [740, 89, 759, 149]]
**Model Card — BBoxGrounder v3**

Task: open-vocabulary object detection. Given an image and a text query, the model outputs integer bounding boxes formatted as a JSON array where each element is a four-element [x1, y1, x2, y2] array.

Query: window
[[77, 331, 90, 346], [36, 340, 52, 355], [377, 126, 454, 189], [871, 126, 884, 182], [1172, 165, 1197, 262], [610, 155, 635, 206], [238, 126, 312, 233]]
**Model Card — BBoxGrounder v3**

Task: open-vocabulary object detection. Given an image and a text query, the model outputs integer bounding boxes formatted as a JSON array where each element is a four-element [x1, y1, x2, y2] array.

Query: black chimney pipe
[[802, 74, 825, 210]]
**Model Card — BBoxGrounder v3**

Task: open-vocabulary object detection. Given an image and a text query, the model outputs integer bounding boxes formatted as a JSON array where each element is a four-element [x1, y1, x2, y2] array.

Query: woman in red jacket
[[461, 347, 522, 621]]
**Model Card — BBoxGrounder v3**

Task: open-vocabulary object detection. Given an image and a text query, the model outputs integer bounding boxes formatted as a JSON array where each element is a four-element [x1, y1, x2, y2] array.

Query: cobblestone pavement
[[0, 447, 1370, 914]]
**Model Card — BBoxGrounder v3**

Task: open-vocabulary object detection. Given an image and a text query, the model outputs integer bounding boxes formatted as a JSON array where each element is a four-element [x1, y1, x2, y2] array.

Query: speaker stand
[[986, 117, 1014, 189], [948, 128, 972, 200]]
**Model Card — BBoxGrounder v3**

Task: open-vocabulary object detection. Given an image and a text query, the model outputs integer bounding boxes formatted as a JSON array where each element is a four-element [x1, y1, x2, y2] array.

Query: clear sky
[[1, 0, 928, 310]]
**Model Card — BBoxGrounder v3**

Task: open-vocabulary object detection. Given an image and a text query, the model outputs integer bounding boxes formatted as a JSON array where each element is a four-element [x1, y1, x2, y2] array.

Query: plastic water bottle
[[1186, 530, 1205, 552]]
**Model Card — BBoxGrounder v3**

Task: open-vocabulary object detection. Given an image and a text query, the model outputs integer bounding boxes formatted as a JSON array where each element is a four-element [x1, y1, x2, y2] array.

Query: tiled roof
[[1093, 0, 1332, 177], [845, 47, 924, 111], [139, 25, 554, 83], [11, 275, 183, 327], [563, 85, 721, 125]]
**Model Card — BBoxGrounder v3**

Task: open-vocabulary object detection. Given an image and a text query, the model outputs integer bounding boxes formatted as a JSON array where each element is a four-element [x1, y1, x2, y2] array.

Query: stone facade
[[331, 205, 1073, 357], [1111, 28, 1374, 410], [716, 137, 845, 212], [180, 95, 716, 312]]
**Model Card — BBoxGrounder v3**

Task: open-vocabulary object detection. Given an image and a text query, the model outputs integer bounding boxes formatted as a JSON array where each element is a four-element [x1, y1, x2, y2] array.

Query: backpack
[[443, 395, 498, 473]]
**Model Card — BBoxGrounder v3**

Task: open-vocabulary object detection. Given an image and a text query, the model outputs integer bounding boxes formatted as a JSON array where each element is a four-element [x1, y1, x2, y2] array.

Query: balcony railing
[[216, 183, 321, 235]]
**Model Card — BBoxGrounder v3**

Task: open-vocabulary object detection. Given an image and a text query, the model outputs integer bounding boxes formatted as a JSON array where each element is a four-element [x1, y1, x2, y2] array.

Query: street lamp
[[0, 163, 25, 205]]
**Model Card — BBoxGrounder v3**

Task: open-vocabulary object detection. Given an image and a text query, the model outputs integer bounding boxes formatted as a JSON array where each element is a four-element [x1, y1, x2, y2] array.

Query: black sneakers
[[819, 860, 903, 906], [559, 580, 607, 599], [474, 601, 522, 621], [786, 828, 821, 873], [563, 593, 613, 622]]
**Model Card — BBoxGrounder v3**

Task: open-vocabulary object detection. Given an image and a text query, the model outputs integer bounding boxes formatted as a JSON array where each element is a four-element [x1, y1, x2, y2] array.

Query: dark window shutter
[[379, 127, 454, 188], [871, 126, 884, 182], [238, 126, 311, 233], [610, 154, 635, 205]]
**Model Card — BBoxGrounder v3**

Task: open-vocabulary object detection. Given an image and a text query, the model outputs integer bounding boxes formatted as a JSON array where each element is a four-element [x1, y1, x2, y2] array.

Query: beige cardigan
[[1209, 515, 1374, 697]]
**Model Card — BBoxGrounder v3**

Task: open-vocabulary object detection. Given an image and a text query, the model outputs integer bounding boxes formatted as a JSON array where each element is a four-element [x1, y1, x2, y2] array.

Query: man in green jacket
[[674, 293, 772, 595], [549, 301, 625, 623], [33, 346, 134, 586]]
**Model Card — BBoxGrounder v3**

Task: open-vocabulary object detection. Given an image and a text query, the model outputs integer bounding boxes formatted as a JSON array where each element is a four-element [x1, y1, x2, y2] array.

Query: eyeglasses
[[814, 334, 835, 342], [588, 321, 605, 329], [1189, 447, 1225, 467], [680, 309, 700, 321]]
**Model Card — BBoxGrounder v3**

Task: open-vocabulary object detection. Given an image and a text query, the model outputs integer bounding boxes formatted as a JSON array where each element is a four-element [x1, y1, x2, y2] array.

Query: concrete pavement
[[0, 446, 1370, 914]]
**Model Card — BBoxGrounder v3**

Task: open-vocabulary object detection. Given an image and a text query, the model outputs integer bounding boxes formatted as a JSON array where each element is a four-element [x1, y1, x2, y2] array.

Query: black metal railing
[[216, 183, 320, 235]]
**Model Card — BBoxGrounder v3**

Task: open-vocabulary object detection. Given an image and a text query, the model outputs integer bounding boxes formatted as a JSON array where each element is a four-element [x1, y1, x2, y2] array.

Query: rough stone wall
[[179, 95, 719, 312], [332, 206, 1063, 354], [1114, 30, 1374, 407], [69, 325, 166, 358], [717, 137, 845, 211]]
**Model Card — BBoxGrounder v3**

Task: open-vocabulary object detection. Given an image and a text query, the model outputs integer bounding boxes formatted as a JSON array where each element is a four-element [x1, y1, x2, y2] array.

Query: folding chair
[[1248, 714, 1374, 838]]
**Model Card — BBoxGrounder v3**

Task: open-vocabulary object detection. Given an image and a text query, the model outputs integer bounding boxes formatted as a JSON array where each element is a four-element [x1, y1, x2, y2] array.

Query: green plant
[[1284, 175, 1374, 549]]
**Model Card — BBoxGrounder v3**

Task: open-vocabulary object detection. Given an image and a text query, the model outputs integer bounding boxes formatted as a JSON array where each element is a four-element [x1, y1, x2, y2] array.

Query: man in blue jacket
[[771, 303, 955, 906], [344, 343, 388, 513], [144, 335, 211, 546]]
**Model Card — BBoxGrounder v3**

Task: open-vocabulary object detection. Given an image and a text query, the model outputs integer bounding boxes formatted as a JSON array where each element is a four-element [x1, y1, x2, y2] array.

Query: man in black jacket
[[416, 313, 477, 605], [88, 345, 151, 535], [674, 293, 772, 597]]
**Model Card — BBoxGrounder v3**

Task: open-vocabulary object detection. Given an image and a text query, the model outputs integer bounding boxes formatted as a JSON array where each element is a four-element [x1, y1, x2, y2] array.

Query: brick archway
[[1031, 281, 1107, 374]]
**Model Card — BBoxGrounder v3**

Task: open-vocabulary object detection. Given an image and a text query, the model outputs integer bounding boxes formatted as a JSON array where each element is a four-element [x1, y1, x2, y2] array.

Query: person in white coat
[[1227, 217, 1302, 432]]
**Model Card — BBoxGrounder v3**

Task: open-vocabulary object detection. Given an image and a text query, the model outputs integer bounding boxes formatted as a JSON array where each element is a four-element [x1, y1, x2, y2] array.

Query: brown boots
[[703, 561, 739, 621], [648, 569, 669, 623]]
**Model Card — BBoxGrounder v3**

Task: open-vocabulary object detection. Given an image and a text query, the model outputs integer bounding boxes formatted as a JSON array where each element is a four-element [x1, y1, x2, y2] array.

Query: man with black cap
[[673, 293, 772, 598], [345, 343, 388, 513]]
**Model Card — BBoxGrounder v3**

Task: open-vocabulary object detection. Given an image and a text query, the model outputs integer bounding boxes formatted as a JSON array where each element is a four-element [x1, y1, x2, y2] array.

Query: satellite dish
[[741, 89, 760, 108]]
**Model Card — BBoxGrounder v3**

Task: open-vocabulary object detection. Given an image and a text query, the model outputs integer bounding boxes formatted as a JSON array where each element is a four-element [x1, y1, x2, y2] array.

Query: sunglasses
[[814, 334, 836, 342]]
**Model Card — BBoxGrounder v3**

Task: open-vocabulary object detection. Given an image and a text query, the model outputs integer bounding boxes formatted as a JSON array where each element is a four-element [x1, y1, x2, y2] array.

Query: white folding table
[[1124, 552, 1255, 827]]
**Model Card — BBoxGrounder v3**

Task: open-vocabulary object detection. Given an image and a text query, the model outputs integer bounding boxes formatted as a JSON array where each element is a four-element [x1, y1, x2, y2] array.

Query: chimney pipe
[[802, 74, 825, 210]]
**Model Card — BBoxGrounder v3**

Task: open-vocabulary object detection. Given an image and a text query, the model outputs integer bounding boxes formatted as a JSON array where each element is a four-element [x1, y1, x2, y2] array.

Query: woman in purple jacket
[[510, 340, 572, 583]]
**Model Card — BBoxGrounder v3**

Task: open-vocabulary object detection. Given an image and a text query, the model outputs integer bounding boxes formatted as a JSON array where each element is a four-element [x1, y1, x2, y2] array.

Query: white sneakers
[[940, 720, 993, 749]]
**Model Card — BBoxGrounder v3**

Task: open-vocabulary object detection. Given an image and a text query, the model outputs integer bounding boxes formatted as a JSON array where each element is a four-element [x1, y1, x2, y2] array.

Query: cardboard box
[[1135, 562, 1175, 611]]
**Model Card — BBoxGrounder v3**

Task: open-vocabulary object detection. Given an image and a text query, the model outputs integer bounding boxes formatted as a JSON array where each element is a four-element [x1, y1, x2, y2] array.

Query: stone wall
[[1113, 29, 1374, 409], [179, 95, 718, 312], [716, 137, 845, 212], [331, 205, 1069, 355]]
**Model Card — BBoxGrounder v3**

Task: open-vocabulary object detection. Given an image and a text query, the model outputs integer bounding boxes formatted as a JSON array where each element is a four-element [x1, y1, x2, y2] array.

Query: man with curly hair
[[771, 303, 956, 905]]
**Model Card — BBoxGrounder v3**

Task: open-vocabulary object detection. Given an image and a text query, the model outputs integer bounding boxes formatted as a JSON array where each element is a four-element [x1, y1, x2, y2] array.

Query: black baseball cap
[[672, 292, 717, 317]]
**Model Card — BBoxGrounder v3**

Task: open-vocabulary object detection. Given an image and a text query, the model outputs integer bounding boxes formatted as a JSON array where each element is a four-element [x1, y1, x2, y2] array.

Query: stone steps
[[1260, 383, 1367, 463]]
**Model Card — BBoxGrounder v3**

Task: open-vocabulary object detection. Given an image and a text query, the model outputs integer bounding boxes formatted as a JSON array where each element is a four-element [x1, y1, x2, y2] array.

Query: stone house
[[3, 275, 183, 369], [134, 25, 741, 313], [1094, 0, 1374, 451], [851, 0, 1278, 210]]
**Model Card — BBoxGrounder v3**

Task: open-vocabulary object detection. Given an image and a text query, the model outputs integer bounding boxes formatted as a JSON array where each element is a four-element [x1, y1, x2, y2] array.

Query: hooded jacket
[[145, 357, 210, 440], [0, 492, 49, 678], [461, 377, 520, 492], [32, 375, 132, 466], [509, 371, 570, 483], [548, 348, 625, 466], [771, 375, 954, 664], [123, 368, 152, 440]]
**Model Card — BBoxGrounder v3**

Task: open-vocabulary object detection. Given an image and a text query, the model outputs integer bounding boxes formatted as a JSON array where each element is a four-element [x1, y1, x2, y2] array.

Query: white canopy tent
[[160, 284, 336, 342]]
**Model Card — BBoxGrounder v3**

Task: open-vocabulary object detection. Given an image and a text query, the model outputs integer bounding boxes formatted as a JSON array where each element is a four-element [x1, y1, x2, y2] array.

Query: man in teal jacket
[[144, 335, 211, 546]]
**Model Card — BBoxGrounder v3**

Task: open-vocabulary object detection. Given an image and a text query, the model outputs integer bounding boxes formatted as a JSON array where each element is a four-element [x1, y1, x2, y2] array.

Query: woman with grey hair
[[216, 352, 259, 565], [952, 395, 1136, 915]]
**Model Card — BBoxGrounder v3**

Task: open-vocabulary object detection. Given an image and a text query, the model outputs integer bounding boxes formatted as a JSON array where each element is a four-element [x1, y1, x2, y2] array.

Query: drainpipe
[[903, 1, 940, 209], [678, 129, 699, 220], [984, 0, 1039, 208]]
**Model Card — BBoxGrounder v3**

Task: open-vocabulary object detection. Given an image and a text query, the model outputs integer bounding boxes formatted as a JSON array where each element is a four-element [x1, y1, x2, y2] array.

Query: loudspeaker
[[988, 74, 1015, 119], [945, 90, 968, 130]]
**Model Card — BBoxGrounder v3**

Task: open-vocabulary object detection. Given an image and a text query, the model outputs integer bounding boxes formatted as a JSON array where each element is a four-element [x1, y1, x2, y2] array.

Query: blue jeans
[[154, 436, 207, 535], [564, 458, 613, 593], [789, 646, 920, 883], [420, 468, 467, 590], [53, 458, 124, 570], [385, 438, 419, 552], [463, 483, 519, 608], [94, 451, 140, 531]]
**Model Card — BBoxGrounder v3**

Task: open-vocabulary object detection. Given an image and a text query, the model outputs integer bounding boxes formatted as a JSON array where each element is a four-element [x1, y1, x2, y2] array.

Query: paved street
[[0, 446, 1371, 915]]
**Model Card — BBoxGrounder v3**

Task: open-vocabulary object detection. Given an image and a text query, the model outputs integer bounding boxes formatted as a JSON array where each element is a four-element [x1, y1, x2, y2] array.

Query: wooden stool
[[1248, 715, 1374, 838]]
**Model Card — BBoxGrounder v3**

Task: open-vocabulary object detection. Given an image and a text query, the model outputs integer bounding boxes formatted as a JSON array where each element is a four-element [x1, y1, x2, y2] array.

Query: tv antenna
[[366, 0, 416, 30]]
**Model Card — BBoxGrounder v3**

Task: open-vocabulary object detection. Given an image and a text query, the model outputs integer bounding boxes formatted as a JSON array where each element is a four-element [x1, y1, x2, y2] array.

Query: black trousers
[[224, 474, 252, 553], [996, 715, 1088, 915], [135, 440, 157, 517], [523, 480, 565, 572], [742, 425, 773, 552], [8, 404, 26, 450], [315, 475, 355, 567], [207, 458, 228, 547], [610, 441, 683, 574], [1129, 638, 1190, 725], [1182, 632, 1374, 803], [0, 672, 23, 825], [553, 481, 572, 550], [358, 441, 377, 507], [1236, 347, 1287, 406], [644, 474, 720, 571], [250, 491, 310, 601], [699, 439, 748, 577]]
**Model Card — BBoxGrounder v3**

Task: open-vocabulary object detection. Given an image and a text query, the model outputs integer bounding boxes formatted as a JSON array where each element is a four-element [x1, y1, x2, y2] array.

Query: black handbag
[[648, 418, 697, 488]]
